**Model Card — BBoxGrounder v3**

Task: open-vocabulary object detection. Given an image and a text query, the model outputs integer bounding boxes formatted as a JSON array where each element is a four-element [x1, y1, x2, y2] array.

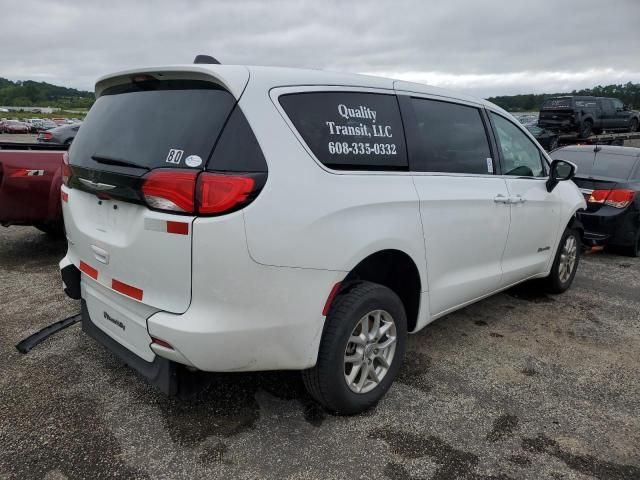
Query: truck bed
[[0, 143, 67, 231]]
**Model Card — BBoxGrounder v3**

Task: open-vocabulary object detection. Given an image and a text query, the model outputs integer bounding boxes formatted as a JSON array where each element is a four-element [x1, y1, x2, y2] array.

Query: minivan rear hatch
[[64, 73, 241, 313]]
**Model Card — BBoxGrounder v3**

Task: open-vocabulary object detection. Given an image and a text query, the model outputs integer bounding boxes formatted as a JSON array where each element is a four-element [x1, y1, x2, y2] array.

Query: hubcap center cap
[[364, 344, 376, 358]]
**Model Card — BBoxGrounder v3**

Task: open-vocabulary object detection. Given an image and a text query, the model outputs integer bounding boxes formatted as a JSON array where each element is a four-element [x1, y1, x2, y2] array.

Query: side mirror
[[546, 159, 576, 192]]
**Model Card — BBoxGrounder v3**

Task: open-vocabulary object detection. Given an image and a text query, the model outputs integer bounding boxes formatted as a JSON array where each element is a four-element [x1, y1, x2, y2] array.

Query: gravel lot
[[1, 226, 639, 479]]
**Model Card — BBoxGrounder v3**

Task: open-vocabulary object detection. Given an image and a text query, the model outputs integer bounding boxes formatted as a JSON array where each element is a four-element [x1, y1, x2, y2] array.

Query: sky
[[1, 0, 639, 98]]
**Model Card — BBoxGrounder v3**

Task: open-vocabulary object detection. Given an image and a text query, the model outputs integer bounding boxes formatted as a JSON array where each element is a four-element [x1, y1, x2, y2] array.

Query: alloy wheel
[[344, 310, 397, 394], [558, 235, 578, 283]]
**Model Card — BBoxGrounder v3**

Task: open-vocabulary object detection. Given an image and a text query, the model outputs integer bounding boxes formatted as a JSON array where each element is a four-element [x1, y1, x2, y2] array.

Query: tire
[[64, 138, 73, 145], [579, 120, 593, 139], [303, 281, 407, 415], [544, 228, 580, 293], [629, 118, 639, 133]]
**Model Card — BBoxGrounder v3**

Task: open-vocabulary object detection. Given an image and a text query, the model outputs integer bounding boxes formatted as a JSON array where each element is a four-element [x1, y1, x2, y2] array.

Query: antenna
[[193, 55, 220, 65]]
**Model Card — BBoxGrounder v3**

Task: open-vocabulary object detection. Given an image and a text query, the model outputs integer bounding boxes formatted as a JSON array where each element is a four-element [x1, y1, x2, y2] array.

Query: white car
[[59, 60, 586, 414]]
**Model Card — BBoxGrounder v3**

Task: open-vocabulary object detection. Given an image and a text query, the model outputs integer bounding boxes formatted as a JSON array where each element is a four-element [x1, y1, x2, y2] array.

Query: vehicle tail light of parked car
[[40, 131, 53, 141], [588, 189, 636, 208], [141, 169, 262, 215]]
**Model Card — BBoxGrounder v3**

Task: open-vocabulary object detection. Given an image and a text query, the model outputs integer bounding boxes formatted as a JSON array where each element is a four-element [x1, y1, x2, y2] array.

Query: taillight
[[605, 189, 635, 209], [197, 173, 255, 214], [141, 170, 198, 213], [588, 189, 636, 209], [62, 151, 71, 186], [42, 132, 53, 140], [141, 170, 263, 215], [588, 189, 610, 204]]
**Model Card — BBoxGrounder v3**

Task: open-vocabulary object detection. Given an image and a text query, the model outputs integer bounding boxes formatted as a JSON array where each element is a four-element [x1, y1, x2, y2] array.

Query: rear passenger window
[[279, 92, 408, 170], [408, 98, 493, 174]]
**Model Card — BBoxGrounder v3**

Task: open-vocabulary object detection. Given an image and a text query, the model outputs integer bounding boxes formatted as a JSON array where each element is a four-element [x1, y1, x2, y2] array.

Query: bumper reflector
[[112, 279, 144, 301], [151, 337, 174, 350], [322, 282, 342, 316], [79, 261, 98, 280], [166, 221, 189, 235]]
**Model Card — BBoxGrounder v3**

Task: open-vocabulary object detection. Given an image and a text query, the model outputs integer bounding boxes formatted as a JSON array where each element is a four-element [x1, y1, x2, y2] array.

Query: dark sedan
[[526, 125, 560, 152], [552, 145, 640, 256]]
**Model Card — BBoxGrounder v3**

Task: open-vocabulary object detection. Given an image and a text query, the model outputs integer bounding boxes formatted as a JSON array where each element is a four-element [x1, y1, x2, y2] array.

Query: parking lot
[[1, 226, 639, 479], [0, 134, 39, 143]]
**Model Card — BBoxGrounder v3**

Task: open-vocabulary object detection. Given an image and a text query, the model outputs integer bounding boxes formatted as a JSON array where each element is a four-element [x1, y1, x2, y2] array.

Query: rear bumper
[[578, 207, 639, 247], [61, 248, 342, 377], [61, 206, 344, 381]]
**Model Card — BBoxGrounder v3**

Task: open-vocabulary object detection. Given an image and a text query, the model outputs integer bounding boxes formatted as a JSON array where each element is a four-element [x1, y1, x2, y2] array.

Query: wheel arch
[[339, 249, 422, 333]]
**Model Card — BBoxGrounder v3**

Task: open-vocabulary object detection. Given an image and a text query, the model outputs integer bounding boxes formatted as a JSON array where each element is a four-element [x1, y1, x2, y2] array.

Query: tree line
[[2, 76, 640, 113], [487, 82, 640, 112], [0, 77, 94, 109]]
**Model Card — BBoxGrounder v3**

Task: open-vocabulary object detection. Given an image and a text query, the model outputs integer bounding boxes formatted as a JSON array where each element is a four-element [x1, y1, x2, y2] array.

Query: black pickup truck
[[538, 96, 639, 138]]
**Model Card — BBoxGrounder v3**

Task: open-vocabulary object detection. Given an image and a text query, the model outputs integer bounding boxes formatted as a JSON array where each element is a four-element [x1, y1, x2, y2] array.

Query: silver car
[[37, 123, 81, 145]]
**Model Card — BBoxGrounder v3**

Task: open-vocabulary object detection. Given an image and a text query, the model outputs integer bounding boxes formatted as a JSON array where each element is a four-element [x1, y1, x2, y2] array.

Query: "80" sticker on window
[[165, 149, 184, 164]]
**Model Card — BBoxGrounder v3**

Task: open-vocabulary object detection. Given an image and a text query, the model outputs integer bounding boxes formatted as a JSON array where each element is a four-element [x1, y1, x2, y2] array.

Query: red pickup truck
[[0, 143, 68, 235]]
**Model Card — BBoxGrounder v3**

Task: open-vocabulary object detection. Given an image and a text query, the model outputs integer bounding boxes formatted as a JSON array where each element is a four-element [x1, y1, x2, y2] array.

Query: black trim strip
[[81, 300, 178, 395]]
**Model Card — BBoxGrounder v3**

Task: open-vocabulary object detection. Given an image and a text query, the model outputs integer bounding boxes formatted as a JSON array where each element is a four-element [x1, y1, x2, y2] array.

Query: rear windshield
[[70, 80, 236, 172], [553, 150, 637, 179]]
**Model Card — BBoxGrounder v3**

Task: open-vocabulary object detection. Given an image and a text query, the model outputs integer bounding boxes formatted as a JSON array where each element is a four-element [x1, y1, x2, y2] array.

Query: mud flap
[[60, 262, 81, 300]]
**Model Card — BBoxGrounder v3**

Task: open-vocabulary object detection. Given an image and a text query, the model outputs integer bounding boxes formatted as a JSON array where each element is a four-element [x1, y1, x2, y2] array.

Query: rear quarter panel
[[0, 150, 64, 225], [240, 84, 428, 288]]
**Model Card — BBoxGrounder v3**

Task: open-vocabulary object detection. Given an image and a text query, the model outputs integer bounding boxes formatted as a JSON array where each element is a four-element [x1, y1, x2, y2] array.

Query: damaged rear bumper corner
[[81, 299, 179, 395]]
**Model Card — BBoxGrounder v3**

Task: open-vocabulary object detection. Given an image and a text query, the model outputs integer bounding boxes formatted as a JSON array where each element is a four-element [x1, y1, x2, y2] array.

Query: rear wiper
[[91, 154, 149, 171]]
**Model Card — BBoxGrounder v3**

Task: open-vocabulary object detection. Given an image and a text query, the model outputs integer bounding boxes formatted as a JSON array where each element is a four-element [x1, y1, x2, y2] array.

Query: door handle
[[494, 194, 510, 204], [511, 195, 526, 204]]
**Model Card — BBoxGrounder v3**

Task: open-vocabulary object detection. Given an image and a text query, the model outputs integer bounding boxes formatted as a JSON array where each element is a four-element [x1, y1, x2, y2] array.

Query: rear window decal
[[279, 92, 408, 170], [166, 149, 184, 164], [184, 155, 202, 168]]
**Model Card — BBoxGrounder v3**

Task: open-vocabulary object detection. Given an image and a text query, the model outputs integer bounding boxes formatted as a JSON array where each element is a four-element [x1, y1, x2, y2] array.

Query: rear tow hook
[[15, 313, 81, 354]]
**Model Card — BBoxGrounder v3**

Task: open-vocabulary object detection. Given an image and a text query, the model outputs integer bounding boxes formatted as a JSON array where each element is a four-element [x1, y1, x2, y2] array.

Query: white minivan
[[60, 60, 585, 414]]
